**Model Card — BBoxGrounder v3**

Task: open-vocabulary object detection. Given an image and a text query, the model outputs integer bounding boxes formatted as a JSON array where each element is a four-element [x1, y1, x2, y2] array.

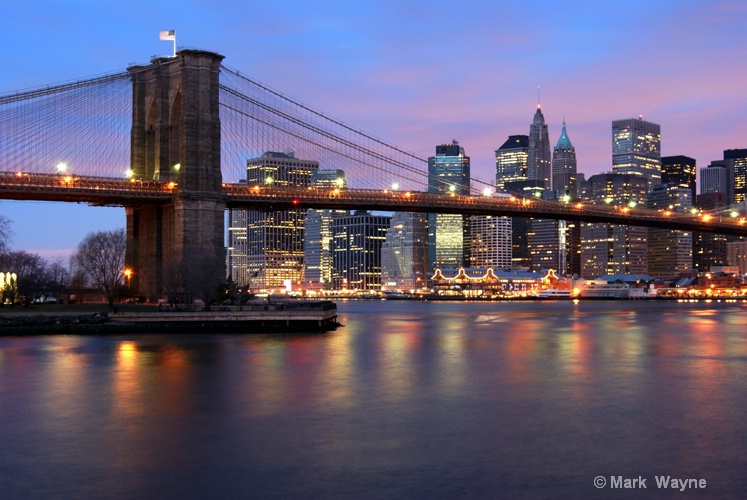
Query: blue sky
[[1, 0, 746, 260]]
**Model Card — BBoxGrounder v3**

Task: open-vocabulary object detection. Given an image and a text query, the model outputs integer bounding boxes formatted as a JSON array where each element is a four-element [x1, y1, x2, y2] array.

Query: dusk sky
[[1, 0, 746, 261]]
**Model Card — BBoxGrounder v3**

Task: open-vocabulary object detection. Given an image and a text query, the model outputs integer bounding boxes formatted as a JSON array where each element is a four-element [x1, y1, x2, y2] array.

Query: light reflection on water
[[1, 300, 747, 498]]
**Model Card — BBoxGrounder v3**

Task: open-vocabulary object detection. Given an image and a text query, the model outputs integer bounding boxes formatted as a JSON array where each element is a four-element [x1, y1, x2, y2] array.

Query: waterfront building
[[693, 192, 730, 273], [244, 151, 318, 291], [470, 215, 512, 270], [304, 169, 347, 290], [612, 117, 661, 186], [427, 141, 471, 274], [661, 155, 696, 202], [381, 212, 428, 291], [495, 135, 528, 192], [430, 267, 544, 298], [727, 241, 747, 275], [647, 183, 693, 280], [332, 211, 391, 291], [579, 173, 649, 279], [552, 119, 577, 196], [527, 105, 551, 189]]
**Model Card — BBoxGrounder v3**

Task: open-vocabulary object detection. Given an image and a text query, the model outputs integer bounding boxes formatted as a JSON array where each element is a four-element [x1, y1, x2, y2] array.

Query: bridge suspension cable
[[0, 72, 131, 178], [219, 65, 432, 190]]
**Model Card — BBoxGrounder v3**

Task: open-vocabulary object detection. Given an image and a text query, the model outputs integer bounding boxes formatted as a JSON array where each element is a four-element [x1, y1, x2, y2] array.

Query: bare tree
[[71, 229, 126, 308], [0, 215, 12, 254], [0, 250, 48, 303]]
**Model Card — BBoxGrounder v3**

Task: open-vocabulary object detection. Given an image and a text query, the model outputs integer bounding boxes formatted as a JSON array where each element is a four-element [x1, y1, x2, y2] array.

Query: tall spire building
[[527, 105, 551, 188], [552, 120, 577, 196]]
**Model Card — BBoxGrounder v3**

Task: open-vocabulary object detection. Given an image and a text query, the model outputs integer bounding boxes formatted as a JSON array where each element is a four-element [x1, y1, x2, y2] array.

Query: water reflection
[[2, 300, 747, 497]]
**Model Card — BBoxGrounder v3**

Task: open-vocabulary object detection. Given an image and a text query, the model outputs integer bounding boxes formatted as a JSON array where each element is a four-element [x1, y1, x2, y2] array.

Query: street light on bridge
[[56, 162, 68, 174]]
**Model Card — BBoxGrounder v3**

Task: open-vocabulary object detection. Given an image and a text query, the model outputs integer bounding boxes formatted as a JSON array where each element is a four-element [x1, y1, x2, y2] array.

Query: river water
[[2, 299, 747, 498]]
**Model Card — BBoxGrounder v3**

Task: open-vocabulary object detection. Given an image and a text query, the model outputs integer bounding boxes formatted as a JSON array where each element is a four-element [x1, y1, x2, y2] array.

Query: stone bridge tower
[[126, 50, 225, 299]]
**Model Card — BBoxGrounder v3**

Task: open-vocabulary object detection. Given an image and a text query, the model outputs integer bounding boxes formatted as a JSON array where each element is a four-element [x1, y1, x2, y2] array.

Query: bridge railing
[[221, 183, 747, 235], [0, 171, 176, 202]]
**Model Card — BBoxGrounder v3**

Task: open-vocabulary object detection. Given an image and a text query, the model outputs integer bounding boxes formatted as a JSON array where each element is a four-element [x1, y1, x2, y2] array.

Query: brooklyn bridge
[[1, 49, 745, 297]]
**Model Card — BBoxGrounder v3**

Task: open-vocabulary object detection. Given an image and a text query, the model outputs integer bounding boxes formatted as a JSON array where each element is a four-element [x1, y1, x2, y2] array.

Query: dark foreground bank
[[0, 301, 340, 335]]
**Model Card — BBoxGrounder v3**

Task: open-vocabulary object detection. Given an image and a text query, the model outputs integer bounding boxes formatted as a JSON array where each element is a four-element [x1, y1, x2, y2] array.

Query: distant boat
[[578, 282, 630, 299], [537, 289, 572, 299]]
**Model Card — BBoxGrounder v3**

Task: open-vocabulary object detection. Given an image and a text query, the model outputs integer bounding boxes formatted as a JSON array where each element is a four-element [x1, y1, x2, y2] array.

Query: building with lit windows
[[693, 192, 729, 273], [612, 117, 661, 186], [304, 169, 347, 290], [700, 160, 729, 199], [427, 141, 471, 274], [727, 241, 747, 275], [470, 215, 512, 270], [532, 121, 581, 276], [381, 212, 428, 291], [504, 179, 544, 270], [227, 180, 248, 286], [495, 135, 528, 192], [579, 173, 649, 279], [725, 149, 747, 204], [552, 120, 577, 196], [332, 211, 391, 291], [647, 183, 693, 280], [430, 268, 545, 298], [661, 155, 696, 201], [528, 105, 551, 188], [244, 151, 318, 291]]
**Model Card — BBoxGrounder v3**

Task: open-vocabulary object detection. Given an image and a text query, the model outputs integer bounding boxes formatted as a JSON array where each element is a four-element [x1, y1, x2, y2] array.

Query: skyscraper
[[552, 120, 577, 196], [226, 180, 248, 286], [661, 155, 696, 201], [700, 161, 729, 197], [693, 192, 729, 273], [469, 215, 512, 270], [527, 105, 551, 188], [427, 141, 471, 274], [647, 184, 693, 280], [381, 212, 428, 291], [332, 211, 391, 291], [579, 173, 649, 279], [612, 116, 661, 186], [725, 149, 747, 204], [495, 135, 528, 192], [304, 169, 347, 290], [244, 151, 318, 291]]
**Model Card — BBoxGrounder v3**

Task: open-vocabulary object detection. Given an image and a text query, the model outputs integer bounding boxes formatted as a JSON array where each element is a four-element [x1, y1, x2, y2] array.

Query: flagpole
[[172, 35, 176, 57]]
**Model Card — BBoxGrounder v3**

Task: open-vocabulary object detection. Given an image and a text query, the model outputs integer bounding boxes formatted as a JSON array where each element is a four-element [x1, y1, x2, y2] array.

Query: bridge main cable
[[0, 72, 130, 105]]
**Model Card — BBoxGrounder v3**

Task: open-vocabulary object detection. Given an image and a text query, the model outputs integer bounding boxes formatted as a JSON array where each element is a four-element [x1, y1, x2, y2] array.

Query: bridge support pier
[[126, 49, 226, 300]]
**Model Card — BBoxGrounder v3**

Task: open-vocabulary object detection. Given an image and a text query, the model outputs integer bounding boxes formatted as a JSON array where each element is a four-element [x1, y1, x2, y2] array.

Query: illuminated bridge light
[[702, 214, 712, 222]]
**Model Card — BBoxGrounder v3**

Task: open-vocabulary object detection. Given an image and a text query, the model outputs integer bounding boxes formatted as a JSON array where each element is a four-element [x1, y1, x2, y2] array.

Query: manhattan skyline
[[1, 0, 746, 259]]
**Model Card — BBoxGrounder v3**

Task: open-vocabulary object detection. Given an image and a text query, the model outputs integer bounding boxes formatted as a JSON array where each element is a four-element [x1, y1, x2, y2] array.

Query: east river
[[2, 299, 747, 498]]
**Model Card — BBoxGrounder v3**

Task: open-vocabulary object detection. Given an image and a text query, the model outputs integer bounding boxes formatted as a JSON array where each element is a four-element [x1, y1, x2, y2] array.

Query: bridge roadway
[[2, 171, 746, 236]]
